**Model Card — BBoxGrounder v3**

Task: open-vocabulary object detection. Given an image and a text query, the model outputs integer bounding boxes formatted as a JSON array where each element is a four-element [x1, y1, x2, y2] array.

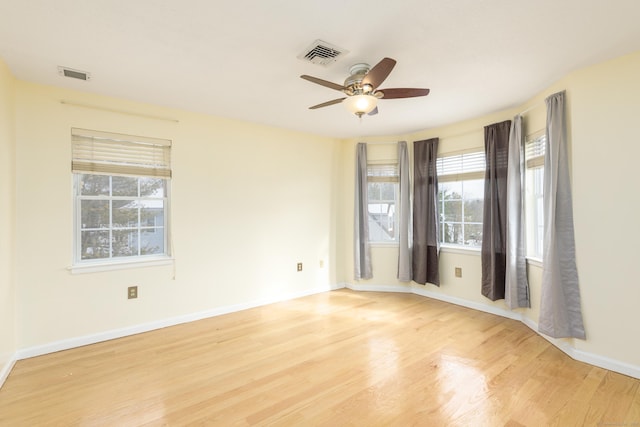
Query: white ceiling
[[1, 0, 639, 139]]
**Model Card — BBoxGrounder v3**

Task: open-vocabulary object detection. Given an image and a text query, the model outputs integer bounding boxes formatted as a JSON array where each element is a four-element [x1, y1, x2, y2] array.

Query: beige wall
[[342, 51, 640, 368], [13, 82, 342, 348], [0, 61, 16, 374], [3, 50, 639, 374], [568, 52, 640, 363]]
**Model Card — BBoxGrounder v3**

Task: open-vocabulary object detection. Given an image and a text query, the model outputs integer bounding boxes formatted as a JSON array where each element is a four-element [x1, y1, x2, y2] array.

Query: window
[[525, 132, 546, 259], [367, 163, 399, 243], [72, 128, 171, 266], [437, 150, 485, 248]]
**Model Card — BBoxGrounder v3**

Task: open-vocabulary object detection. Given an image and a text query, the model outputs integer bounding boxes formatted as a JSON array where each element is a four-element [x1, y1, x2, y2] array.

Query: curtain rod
[[363, 141, 401, 145], [60, 100, 180, 123], [518, 102, 543, 116], [435, 128, 482, 140]]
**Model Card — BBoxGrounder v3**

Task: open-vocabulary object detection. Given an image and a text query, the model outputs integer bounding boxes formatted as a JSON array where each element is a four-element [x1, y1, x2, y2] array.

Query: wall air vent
[[298, 40, 348, 66], [58, 66, 91, 81]]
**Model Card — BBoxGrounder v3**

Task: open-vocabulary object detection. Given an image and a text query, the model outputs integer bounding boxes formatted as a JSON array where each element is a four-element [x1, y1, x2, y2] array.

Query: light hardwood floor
[[1, 289, 639, 426]]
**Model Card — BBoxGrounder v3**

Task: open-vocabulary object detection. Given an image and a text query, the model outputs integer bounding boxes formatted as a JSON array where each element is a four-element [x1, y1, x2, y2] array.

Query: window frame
[[524, 131, 546, 261], [72, 174, 171, 269], [436, 149, 486, 250], [70, 129, 172, 273], [366, 161, 400, 245]]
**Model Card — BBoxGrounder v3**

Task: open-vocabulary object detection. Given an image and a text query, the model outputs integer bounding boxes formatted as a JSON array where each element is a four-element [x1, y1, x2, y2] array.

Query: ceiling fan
[[300, 57, 430, 117]]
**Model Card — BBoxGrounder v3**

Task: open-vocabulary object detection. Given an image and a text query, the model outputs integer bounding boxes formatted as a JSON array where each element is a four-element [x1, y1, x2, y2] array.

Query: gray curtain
[[481, 120, 511, 300], [505, 115, 531, 308], [354, 143, 372, 280], [412, 138, 439, 286], [397, 141, 412, 282], [539, 91, 586, 339]]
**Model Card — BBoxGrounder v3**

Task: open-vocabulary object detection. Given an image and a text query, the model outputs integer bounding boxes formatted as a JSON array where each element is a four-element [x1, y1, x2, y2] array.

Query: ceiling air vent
[[298, 40, 348, 66], [58, 66, 91, 81]]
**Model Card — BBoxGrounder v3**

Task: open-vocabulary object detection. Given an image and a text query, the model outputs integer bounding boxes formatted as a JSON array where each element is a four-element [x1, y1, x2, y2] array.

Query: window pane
[[81, 200, 109, 229], [443, 200, 462, 222], [81, 230, 110, 259], [112, 176, 138, 197], [368, 182, 381, 199], [464, 224, 483, 247], [464, 199, 484, 222], [80, 174, 109, 196], [380, 182, 395, 200], [141, 229, 164, 255], [141, 200, 164, 227], [112, 230, 139, 257], [140, 177, 166, 197], [439, 181, 462, 200], [463, 179, 484, 199], [443, 223, 463, 245], [368, 214, 395, 242], [112, 200, 139, 228]]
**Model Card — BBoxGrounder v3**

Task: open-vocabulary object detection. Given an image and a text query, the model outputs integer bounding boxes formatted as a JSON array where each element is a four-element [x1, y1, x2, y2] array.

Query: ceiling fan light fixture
[[343, 94, 378, 117]]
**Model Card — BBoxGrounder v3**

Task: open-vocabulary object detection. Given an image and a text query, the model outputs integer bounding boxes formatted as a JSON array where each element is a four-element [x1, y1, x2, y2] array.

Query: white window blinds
[[367, 163, 399, 182], [71, 128, 172, 178], [437, 150, 485, 182], [526, 134, 546, 169]]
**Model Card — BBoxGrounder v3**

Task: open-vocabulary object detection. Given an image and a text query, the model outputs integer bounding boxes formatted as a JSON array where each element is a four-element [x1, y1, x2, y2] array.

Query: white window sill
[[526, 256, 543, 268], [69, 256, 174, 274], [370, 241, 399, 248], [439, 244, 481, 256]]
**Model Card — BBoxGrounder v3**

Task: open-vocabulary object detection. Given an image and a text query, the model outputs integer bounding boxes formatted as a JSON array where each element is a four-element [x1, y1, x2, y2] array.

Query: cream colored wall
[[14, 82, 341, 349], [0, 62, 17, 373], [6, 50, 640, 371], [342, 51, 640, 368], [567, 52, 640, 363]]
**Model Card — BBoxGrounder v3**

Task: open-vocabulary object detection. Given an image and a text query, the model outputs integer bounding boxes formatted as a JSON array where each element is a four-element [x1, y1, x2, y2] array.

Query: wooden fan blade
[[377, 88, 430, 99], [300, 75, 345, 91], [368, 106, 379, 116], [362, 57, 397, 89], [309, 98, 346, 109]]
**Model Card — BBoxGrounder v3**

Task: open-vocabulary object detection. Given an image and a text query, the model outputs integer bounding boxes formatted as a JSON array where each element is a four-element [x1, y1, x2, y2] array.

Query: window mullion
[[109, 176, 113, 259], [137, 178, 141, 257]]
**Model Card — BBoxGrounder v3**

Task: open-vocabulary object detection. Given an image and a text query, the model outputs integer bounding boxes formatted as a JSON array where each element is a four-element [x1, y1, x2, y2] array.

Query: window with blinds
[[437, 149, 485, 248], [367, 163, 399, 243], [71, 129, 172, 268], [525, 133, 546, 258]]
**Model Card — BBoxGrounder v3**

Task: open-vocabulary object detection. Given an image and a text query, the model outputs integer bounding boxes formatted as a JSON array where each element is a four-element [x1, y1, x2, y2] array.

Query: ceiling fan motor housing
[[343, 63, 371, 96]]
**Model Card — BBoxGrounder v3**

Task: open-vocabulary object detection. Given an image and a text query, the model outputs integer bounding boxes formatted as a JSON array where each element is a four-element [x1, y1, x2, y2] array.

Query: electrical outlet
[[455, 267, 462, 278], [319, 259, 324, 268], [297, 262, 303, 272], [128, 286, 138, 299]]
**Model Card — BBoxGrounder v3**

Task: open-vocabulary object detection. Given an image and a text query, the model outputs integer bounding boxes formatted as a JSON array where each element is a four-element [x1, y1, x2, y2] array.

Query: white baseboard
[[346, 282, 521, 321], [519, 317, 640, 379], [0, 354, 17, 390], [16, 283, 343, 361], [11, 281, 640, 382], [346, 282, 640, 380]]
